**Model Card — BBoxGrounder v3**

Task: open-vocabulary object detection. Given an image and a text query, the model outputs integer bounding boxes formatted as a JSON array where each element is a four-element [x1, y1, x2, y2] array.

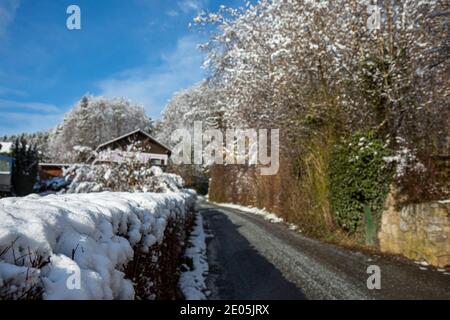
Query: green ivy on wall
[[329, 131, 393, 234]]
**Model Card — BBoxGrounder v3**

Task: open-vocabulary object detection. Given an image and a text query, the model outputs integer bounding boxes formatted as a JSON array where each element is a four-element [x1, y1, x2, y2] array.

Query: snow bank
[[0, 190, 196, 300], [178, 213, 208, 300], [214, 202, 300, 231], [215, 202, 284, 224]]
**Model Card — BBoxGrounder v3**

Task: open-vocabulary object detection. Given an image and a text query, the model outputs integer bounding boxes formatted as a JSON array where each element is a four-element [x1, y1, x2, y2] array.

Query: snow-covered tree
[[2, 131, 51, 161], [157, 0, 449, 222], [185, 0, 449, 162], [49, 96, 154, 162], [156, 80, 224, 146]]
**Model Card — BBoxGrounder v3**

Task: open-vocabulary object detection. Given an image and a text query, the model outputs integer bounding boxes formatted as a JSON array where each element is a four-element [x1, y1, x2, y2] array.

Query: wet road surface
[[199, 201, 450, 300]]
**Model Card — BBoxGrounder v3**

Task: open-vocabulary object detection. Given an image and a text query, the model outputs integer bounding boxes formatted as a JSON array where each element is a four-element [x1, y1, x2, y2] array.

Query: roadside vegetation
[[157, 1, 449, 245]]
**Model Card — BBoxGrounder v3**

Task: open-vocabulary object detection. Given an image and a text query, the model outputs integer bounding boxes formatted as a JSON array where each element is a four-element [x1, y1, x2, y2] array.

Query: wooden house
[[38, 130, 171, 180], [92, 129, 172, 166], [39, 163, 75, 181]]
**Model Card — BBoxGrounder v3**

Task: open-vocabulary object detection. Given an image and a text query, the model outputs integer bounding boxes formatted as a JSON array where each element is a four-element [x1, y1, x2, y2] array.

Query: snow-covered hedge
[[0, 190, 196, 300], [63, 165, 184, 194]]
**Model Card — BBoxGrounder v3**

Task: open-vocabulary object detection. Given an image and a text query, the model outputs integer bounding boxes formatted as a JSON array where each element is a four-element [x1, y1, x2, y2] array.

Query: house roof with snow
[[95, 129, 172, 155]]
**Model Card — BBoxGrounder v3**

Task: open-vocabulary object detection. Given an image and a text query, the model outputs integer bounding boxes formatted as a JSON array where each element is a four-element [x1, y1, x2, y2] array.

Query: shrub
[[329, 131, 393, 234], [63, 156, 184, 194]]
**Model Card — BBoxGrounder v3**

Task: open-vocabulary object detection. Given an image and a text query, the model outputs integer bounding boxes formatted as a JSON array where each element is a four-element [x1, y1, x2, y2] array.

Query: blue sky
[[0, 0, 245, 135]]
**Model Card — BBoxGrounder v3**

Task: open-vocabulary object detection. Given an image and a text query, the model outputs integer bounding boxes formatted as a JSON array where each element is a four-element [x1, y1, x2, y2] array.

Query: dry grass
[[208, 128, 337, 239]]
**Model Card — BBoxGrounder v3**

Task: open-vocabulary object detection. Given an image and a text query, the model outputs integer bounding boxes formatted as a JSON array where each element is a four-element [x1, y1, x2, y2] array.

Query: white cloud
[[0, 86, 25, 96], [166, 0, 207, 18], [0, 99, 63, 134], [178, 0, 205, 13], [0, 112, 63, 135], [96, 35, 205, 119], [0, 99, 60, 113], [166, 10, 179, 17], [0, 0, 20, 37]]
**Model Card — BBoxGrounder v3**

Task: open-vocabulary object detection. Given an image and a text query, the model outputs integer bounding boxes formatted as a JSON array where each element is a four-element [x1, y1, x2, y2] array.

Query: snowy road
[[199, 201, 450, 300]]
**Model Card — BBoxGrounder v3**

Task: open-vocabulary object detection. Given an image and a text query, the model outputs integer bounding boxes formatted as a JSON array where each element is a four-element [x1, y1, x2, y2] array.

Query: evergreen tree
[[11, 136, 39, 196]]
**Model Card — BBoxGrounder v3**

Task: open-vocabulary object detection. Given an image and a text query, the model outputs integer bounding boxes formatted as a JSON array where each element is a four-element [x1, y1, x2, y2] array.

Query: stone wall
[[378, 191, 450, 267]]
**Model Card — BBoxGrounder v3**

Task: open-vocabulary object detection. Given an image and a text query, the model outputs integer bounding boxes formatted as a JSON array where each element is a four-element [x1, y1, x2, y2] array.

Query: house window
[[0, 160, 11, 174], [151, 159, 163, 166]]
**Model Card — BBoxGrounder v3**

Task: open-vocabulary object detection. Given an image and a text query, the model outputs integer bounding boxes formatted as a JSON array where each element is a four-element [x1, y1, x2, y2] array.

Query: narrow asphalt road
[[198, 200, 450, 300]]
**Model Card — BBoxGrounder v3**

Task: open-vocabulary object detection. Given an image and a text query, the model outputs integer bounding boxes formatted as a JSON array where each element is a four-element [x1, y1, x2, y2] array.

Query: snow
[[383, 145, 426, 180], [215, 202, 284, 224], [0, 142, 13, 154], [178, 213, 209, 300], [0, 190, 196, 300], [0, 262, 41, 299], [213, 201, 302, 232], [48, 96, 153, 163], [63, 164, 184, 194]]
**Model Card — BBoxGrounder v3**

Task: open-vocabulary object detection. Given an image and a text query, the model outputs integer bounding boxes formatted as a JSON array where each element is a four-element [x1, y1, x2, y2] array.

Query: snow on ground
[[0, 190, 196, 300], [214, 202, 284, 223], [178, 212, 209, 300], [213, 202, 300, 231]]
